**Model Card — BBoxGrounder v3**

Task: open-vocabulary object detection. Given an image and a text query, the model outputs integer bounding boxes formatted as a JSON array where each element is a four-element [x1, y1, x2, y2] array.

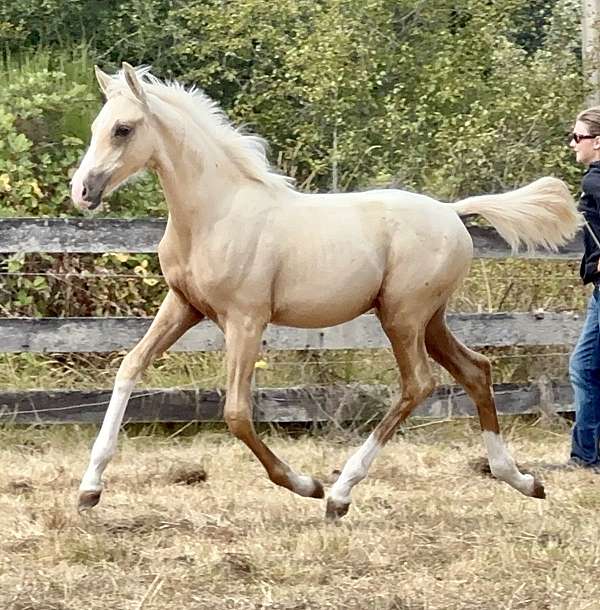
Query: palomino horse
[[71, 63, 579, 520]]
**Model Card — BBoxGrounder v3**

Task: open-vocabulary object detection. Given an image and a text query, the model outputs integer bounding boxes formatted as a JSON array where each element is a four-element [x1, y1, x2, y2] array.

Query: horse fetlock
[[311, 478, 325, 499], [488, 459, 515, 481], [486, 449, 521, 480], [267, 464, 291, 488], [286, 470, 325, 498], [489, 463, 546, 499]]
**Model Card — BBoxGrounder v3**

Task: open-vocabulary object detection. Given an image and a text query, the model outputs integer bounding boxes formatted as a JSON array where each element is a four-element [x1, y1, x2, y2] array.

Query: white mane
[[107, 66, 294, 192]]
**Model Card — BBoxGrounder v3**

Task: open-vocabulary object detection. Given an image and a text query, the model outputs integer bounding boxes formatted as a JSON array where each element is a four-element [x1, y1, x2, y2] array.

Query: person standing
[[568, 107, 600, 469]]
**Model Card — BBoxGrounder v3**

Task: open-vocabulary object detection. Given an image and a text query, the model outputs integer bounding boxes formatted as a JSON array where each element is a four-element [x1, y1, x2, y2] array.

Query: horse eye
[[114, 124, 133, 138]]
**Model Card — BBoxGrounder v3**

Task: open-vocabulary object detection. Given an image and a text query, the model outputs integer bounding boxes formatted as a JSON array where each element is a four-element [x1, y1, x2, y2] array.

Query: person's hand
[[597, 259, 600, 272]]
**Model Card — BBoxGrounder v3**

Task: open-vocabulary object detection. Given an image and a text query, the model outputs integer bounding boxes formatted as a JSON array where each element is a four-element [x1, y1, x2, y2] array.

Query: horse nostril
[[81, 183, 88, 199]]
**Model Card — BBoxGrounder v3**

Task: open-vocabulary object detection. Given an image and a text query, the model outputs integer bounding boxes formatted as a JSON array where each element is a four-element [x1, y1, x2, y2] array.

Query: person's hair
[[577, 107, 600, 135]]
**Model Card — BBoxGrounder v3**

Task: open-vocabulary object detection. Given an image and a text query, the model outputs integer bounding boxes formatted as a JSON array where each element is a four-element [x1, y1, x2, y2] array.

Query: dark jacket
[[579, 161, 600, 284]]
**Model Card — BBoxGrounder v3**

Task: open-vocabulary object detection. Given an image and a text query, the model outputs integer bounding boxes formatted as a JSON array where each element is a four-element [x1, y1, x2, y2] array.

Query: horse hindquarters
[[325, 214, 471, 519]]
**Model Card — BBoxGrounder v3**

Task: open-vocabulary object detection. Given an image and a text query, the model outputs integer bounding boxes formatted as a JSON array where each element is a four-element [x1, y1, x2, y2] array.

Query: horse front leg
[[223, 315, 324, 499], [78, 290, 203, 510]]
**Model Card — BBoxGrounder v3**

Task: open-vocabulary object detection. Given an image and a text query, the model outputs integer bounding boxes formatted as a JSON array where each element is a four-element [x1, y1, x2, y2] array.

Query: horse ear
[[122, 62, 148, 107], [94, 65, 112, 95]]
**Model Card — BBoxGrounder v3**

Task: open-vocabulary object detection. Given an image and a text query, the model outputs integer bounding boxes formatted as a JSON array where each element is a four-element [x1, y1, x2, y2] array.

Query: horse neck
[[153, 119, 243, 230], [151, 101, 289, 235]]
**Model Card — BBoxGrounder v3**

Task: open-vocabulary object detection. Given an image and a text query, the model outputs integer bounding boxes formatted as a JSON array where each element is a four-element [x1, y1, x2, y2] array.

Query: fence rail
[[0, 217, 582, 424], [0, 382, 574, 424], [1, 311, 583, 353]]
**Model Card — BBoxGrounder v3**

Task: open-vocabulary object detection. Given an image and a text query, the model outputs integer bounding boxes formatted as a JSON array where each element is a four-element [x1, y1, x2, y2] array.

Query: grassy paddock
[[1, 419, 599, 609]]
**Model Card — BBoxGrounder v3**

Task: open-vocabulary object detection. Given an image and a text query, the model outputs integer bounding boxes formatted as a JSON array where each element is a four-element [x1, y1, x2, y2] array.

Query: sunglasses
[[570, 132, 597, 144]]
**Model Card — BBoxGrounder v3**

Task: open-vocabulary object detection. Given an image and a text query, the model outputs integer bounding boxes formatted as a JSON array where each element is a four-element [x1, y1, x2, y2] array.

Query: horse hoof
[[531, 478, 546, 499], [78, 489, 102, 512], [325, 497, 350, 521]]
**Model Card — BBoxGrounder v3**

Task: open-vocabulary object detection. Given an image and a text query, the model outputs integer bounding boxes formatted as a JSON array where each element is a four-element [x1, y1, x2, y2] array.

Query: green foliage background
[[0, 0, 586, 218]]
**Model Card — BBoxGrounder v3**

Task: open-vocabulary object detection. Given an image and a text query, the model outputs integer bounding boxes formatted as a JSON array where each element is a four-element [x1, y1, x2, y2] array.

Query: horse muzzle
[[71, 170, 110, 210]]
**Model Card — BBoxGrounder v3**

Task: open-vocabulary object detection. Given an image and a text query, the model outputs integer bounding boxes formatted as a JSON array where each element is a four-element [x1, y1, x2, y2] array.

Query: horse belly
[[271, 264, 383, 328]]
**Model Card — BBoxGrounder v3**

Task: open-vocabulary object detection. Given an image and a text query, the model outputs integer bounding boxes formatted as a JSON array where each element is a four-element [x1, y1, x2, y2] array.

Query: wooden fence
[[0, 218, 584, 424]]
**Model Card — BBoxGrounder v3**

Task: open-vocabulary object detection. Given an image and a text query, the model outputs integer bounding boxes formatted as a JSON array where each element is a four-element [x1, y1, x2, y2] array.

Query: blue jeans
[[569, 287, 600, 465]]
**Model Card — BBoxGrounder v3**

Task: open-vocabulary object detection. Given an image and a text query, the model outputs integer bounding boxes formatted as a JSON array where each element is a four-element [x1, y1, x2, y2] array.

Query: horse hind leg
[[425, 308, 545, 499], [326, 323, 436, 520], [223, 316, 324, 499]]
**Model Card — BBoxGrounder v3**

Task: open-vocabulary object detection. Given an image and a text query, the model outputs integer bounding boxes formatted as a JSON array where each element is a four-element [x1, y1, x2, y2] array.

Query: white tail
[[449, 177, 581, 252]]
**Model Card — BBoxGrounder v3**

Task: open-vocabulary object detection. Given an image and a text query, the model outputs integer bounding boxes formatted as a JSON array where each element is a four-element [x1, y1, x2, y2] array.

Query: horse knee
[[118, 350, 146, 382], [464, 350, 491, 379]]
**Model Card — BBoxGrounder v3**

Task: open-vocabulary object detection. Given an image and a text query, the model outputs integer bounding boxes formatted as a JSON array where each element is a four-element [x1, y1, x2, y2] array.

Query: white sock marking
[[329, 433, 382, 505], [80, 379, 136, 493], [288, 472, 318, 497], [482, 430, 534, 496]]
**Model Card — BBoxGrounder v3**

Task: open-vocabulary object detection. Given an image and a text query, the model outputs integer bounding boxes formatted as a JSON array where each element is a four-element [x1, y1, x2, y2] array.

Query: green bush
[[0, 66, 88, 216], [1, 252, 165, 318], [0, 50, 165, 217]]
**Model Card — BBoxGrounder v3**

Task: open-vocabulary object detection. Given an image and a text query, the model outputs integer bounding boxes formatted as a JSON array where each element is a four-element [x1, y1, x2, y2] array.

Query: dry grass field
[[1, 419, 599, 610]]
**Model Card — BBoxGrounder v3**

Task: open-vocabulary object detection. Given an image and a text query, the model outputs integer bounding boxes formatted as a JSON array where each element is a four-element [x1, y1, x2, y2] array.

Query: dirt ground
[[1, 419, 598, 610]]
